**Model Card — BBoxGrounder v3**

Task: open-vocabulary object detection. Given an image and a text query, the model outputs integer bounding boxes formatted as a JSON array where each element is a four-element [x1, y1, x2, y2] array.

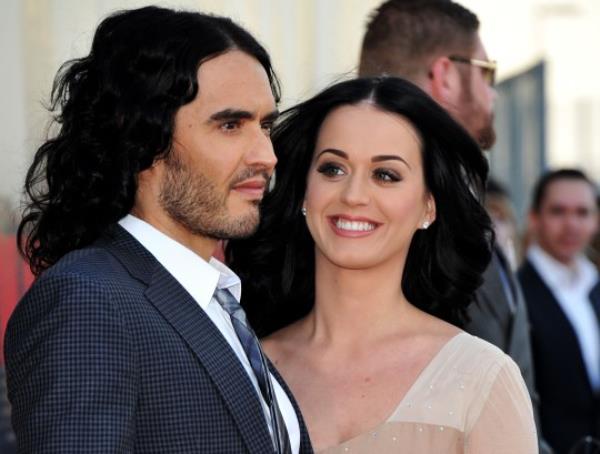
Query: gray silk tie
[[214, 288, 292, 454]]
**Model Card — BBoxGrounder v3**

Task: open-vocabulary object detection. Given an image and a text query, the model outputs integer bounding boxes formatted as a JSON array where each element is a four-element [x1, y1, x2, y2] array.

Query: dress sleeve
[[465, 357, 538, 454]]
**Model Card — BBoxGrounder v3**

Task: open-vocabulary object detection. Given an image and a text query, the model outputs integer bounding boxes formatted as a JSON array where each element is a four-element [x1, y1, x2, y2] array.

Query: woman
[[227, 77, 537, 453]]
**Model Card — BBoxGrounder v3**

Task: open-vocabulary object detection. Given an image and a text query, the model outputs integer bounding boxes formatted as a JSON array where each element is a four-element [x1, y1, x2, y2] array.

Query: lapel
[[100, 225, 275, 453]]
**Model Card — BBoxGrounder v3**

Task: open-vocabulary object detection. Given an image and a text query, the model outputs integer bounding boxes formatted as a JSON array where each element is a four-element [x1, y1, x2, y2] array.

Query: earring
[[422, 221, 430, 229], [301, 207, 307, 216]]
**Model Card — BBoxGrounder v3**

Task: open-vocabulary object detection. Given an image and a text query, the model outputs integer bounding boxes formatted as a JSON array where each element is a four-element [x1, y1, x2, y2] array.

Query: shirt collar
[[527, 243, 598, 292], [118, 214, 241, 308]]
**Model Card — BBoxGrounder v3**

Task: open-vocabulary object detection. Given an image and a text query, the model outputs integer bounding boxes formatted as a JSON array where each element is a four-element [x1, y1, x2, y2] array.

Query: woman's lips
[[328, 215, 381, 237]]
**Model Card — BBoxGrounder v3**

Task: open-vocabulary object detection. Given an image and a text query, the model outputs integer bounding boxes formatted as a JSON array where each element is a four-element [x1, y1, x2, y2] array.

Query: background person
[[518, 169, 600, 454]]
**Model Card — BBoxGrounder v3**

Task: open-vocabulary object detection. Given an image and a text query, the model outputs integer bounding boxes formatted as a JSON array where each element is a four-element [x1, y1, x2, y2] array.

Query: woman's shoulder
[[451, 332, 510, 365], [444, 332, 518, 383], [388, 332, 530, 433]]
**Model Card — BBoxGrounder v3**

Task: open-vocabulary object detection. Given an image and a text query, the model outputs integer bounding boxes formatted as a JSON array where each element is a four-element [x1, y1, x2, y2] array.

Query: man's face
[[454, 35, 497, 150], [158, 50, 278, 241], [531, 178, 598, 264]]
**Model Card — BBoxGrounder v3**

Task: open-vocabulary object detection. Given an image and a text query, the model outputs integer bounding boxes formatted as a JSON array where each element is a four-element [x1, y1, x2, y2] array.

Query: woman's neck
[[306, 252, 416, 347]]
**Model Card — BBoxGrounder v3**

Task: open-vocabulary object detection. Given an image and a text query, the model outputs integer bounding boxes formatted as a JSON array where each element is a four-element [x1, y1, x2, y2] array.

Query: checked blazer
[[4, 224, 313, 454]]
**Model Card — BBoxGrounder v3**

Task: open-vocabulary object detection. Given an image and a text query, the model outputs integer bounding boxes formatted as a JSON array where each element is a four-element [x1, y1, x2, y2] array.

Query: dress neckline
[[318, 331, 468, 452], [385, 331, 468, 422]]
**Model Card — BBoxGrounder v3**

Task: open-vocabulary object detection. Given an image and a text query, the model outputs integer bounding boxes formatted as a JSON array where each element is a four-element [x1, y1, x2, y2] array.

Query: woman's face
[[303, 102, 435, 270]]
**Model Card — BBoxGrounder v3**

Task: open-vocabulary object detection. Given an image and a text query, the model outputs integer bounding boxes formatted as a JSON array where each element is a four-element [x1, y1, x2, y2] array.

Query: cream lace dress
[[319, 332, 538, 453]]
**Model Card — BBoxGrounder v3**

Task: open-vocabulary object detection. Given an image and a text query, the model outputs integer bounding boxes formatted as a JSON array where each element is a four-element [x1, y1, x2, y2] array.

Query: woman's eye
[[316, 163, 345, 177], [373, 169, 401, 182]]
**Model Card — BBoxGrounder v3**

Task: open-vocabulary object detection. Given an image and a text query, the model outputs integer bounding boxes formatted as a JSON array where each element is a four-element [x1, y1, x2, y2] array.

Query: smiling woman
[[227, 76, 538, 453], [228, 76, 492, 332]]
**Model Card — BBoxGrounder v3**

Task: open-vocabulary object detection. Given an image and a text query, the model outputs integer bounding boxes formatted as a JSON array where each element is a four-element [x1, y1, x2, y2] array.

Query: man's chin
[[214, 212, 260, 240]]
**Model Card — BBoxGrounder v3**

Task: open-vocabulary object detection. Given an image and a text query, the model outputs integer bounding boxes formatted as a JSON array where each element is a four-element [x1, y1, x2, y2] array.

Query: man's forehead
[[195, 50, 275, 113], [472, 34, 488, 58], [544, 179, 597, 206]]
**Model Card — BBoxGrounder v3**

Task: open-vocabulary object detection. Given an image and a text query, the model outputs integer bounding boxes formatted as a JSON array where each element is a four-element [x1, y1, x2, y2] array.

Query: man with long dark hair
[[4, 7, 312, 453], [359, 1, 550, 453]]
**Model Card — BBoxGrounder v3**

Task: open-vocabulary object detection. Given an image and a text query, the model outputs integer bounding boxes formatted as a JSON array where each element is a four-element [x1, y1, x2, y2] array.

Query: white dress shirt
[[119, 215, 300, 453], [528, 243, 600, 391]]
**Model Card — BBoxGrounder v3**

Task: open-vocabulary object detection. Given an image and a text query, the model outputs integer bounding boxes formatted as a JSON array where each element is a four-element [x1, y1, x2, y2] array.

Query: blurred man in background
[[519, 169, 600, 454], [359, 1, 550, 452]]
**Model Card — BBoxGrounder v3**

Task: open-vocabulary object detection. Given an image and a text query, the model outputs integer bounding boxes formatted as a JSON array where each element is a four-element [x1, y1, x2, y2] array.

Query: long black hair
[[19, 6, 280, 275], [227, 77, 493, 335]]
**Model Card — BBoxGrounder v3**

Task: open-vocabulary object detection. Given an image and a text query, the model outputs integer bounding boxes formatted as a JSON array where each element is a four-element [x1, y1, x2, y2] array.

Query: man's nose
[[246, 128, 277, 174]]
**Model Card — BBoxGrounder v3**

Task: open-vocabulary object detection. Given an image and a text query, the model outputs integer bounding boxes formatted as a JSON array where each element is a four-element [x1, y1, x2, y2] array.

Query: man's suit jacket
[[0, 367, 15, 454], [4, 225, 313, 453], [464, 249, 547, 451], [518, 259, 600, 454]]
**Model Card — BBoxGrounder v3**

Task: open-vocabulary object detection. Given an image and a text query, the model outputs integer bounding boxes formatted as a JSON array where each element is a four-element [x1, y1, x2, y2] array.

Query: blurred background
[[2, 0, 600, 222], [1, 0, 599, 451]]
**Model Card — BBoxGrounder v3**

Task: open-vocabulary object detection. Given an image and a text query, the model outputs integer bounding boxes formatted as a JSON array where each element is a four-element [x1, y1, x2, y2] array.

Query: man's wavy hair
[[227, 77, 494, 336], [19, 6, 280, 276]]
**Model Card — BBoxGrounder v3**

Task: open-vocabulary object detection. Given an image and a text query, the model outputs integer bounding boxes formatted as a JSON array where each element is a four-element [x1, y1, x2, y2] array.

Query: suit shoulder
[[10, 246, 131, 333], [43, 245, 124, 283]]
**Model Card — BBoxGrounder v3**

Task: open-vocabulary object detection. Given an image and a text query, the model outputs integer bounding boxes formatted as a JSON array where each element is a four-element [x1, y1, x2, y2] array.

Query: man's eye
[[221, 121, 240, 131], [261, 122, 274, 136], [316, 163, 345, 177]]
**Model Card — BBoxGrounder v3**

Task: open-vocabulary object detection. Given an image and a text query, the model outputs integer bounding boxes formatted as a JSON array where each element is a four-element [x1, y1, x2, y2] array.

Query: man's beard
[[476, 116, 496, 150], [158, 151, 264, 240], [458, 77, 496, 150]]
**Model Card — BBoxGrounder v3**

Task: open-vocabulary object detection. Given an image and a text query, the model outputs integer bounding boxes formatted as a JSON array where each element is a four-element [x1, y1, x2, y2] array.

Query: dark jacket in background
[[519, 259, 600, 454], [465, 248, 550, 453]]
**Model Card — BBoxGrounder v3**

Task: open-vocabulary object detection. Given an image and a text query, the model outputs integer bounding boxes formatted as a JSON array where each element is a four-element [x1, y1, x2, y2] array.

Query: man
[[4, 7, 312, 453], [359, 1, 550, 451], [519, 169, 600, 454]]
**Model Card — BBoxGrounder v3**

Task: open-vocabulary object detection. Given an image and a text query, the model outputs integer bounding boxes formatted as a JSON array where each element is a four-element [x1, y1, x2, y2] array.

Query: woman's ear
[[423, 194, 437, 228]]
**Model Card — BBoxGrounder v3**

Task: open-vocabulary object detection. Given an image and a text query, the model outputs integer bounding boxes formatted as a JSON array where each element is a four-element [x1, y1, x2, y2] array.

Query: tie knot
[[214, 287, 243, 318]]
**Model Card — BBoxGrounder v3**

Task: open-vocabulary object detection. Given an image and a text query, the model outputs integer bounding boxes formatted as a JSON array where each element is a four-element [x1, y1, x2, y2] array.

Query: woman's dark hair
[[19, 6, 280, 275], [227, 77, 493, 335]]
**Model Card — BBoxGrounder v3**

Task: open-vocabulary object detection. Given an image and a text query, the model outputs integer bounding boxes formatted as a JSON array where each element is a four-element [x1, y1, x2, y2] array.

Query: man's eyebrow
[[207, 108, 280, 124], [316, 148, 348, 159], [262, 110, 280, 122], [371, 154, 411, 169], [207, 109, 254, 123]]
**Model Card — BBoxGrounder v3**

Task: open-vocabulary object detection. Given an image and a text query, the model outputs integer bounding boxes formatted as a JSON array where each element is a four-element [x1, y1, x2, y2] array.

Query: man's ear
[[429, 56, 461, 108], [527, 210, 539, 239]]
